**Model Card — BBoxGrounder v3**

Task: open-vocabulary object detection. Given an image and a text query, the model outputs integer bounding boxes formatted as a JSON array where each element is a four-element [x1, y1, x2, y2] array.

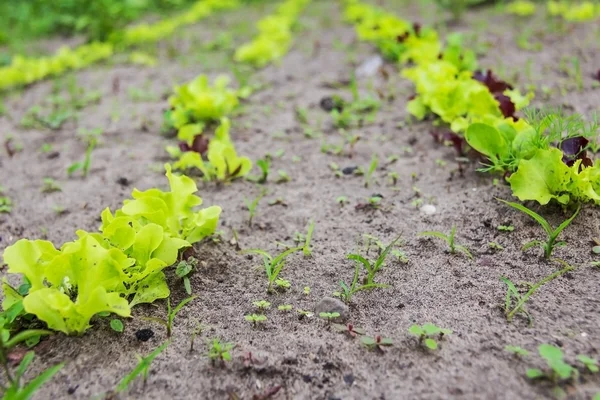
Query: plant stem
[[507, 264, 573, 321]]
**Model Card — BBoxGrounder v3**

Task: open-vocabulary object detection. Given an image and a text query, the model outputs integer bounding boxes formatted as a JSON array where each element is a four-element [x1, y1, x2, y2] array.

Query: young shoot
[[115, 341, 170, 393], [244, 314, 267, 326], [360, 335, 393, 352], [143, 296, 196, 338], [0, 327, 60, 398], [318, 312, 340, 322], [337, 236, 401, 303], [408, 323, 452, 350], [303, 220, 315, 257], [501, 261, 574, 324], [332, 323, 365, 337], [419, 225, 473, 259], [505, 345, 530, 357], [175, 257, 198, 295], [242, 246, 303, 293], [244, 188, 267, 227], [252, 300, 271, 311], [498, 200, 580, 259], [277, 304, 293, 312], [207, 338, 235, 366], [526, 344, 576, 383]]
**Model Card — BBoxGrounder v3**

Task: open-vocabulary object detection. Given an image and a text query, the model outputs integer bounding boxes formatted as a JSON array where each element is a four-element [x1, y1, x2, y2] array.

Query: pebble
[[314, 297, 349, 320], [420, 204, 436, 215]]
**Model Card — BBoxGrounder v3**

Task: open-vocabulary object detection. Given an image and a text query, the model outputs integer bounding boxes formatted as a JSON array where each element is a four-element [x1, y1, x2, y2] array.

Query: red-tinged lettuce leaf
[[430, 129, 467, 156], [494, 93, 517, 119], [473, 70, 514, 94], [179, 135, 209, 155], [594, 69, 600, 82], [560, 136, 593, 169]]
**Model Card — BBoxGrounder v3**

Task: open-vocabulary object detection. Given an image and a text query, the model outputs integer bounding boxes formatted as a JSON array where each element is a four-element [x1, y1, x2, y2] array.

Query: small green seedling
[[333, 323, 365, 337], [0, 327, 60, 399], [67, 133, 98, 178], [337, 236, 401, 303], [497, 225, 514, 232], [242, 246, 303, 293], [488, 241, 504, 251], [505, 345, 530, 357], [244, 188, 267, 227], [116, 341, 170, 392], [274, 278, 291, 289], [303, 220, 315, 257], [577, 355, 599, 373], [360, 335, 393, 352], [143, 296, 196, 338], [296, 309, 314, 318], [501, 261, 573, 323], [336, 196, 349, 206], [110, 319, 124, 333], [499, 200, 581, 259], [248, 157, 270, 184], [189, 321, 209, 352], [318, 312, 340, 322], [303, 286, 310, 295], [419, 226, 473, 259], [207, 338, 235, 365], [41, 178, 61, 193], [175, 257, 198, 295], [364, 155, 378, 188], [0, 196, 13, 213], [252, 300, 271, 311], [244, 314, 267, 326], [408, 323, 452, 350], [278, 304, 293, 312], [276, 170, 290, 183], [526, 344, 576, 383]]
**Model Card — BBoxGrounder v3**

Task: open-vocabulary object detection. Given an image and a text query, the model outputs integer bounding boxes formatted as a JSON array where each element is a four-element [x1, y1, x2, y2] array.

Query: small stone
[[343, 374, 355, 385], [314, 297, 349, 320], [420, 204, 436, 215], [342, 166, 357, 175]]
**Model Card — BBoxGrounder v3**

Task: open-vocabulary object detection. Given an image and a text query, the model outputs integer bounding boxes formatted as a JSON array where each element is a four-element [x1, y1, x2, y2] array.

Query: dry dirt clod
[[314, 297, 349, 320]]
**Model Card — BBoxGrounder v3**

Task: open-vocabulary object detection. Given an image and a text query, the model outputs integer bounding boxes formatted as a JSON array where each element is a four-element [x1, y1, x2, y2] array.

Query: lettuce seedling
[[116, 341, 170, 393], [498, 200, 580, 258], [505, 345, 530, 357], [252, 300, 271, 311], [501, 261, 573, 323], [319, 312, 340, 322], [143, 296, 196, 338], [408, 323, 452, 350], [274, 278, 291, 289], [245, 314, 267, 327], [333, 323, 365, 337], [361, 335, 393, 352], [207, 338, 235, 366], [247, 157, 271, 184], [242, 246, 303, 293], [526, 344, 576, 383], [278, 304, 293, 312], [577, 355, 599, 373], [176, 257, 198, 295], [419, 226, 472, 259], [110, 319, 124, 333]]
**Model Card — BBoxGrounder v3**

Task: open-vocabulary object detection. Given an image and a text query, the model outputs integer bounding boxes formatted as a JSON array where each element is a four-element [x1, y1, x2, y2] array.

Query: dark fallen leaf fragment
[[135, 328, 154, 342]]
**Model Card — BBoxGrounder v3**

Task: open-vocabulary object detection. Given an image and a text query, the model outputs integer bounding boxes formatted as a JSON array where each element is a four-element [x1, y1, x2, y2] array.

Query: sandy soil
[[1, 1, 599, 399]]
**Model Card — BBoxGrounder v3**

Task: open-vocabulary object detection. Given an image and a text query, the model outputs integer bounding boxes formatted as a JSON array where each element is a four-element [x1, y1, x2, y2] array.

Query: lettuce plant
[[167, 75, 239, 139], [1, 165, 220, 335], [234, 0, 310, 67]]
